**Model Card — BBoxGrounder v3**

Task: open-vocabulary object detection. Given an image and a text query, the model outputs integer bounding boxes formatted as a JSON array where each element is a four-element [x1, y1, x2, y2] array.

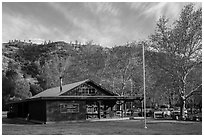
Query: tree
[[2, 61, 32, 109], [37, 54, 72, 89], [30, 84, 43, 96], [12, 79, 31, 99], [101, 45, 138, 96], [100, 42, 157, 98], [149, 4, 202, 119]]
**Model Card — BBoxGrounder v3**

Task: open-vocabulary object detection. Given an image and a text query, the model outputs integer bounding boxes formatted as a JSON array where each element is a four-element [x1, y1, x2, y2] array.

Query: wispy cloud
[[3, 2, 193, 47], [84, 2, 119, 16], [49, 3, 101, 42], [2, 10, 71, 43], [2, 13, 50, 42], [48, 2, 122, 46], [128, 2, 185, 20]]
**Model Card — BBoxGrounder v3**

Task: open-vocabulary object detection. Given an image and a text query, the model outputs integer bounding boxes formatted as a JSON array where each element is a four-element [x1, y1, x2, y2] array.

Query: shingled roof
[[31, 79, 116, 98]]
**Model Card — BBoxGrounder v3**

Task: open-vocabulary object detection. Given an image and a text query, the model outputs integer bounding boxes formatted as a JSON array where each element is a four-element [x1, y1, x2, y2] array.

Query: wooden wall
[[17, 102, 29, 118], [46, 100, 86, 122], [29, 100, 46, 122], [61, 83, 108, 96]]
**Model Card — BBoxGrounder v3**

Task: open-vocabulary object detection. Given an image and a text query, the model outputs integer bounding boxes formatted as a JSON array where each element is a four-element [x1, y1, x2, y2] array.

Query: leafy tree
[[101, 42, 157, 98], [37, 54, 72, 89], [12, 79, 31, 99], [2, 61, 32, 109], [30, 84, 43, 96], [101, 45, 136, 95], [149, 3, 202, 119]]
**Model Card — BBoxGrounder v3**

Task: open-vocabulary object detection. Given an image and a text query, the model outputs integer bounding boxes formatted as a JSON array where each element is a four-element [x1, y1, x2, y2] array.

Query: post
[[97, 101, 101, 119], [124, 101, 127, 117], [112, 77, 115, 93], [141, 100, 143, 117], [143, 43, 147, 128], [104, 104, 107, 118], [110, 106, 113, 118], [130, 78, 133, 110], [60, 76, 63, 92]]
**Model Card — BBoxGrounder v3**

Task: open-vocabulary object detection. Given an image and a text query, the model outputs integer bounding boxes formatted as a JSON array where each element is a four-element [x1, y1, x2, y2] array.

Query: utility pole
[[143, 43, 147, 129]]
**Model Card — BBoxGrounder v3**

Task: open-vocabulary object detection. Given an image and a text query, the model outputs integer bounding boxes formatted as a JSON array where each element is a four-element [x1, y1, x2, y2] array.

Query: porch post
[[104, 104, 107, 118], [124, 101, 127, 117], [97, 101, 101, 119]]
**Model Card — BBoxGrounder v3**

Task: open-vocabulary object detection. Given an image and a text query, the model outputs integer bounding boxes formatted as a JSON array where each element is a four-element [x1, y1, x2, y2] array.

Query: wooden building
[[7, 79, 141, 123]]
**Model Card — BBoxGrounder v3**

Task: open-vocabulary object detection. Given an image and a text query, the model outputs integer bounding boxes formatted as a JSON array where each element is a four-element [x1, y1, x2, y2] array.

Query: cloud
[[128, 2, 186, 21], [3, 2, 194, 47], [2, 10, 72, 43], [48, 3, 121, 47], [143, 3, 168, 18], [84, 2, 119, 16], [49, 3, 99, 35], [2, 13, 50, 42]]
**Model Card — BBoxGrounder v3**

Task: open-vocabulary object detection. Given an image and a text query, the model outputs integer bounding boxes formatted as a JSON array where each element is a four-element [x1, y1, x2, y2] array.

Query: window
[[79, 84, 97, 95], [59, 104, 67, 113], [89, 88, 96, 94], [67, 104, 79, 113], [59, 103, 79, 113], [86, 105, 98, 114]]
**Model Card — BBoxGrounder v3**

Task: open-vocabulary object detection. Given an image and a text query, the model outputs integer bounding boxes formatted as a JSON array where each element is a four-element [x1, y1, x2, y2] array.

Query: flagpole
[[130, 78, 133, 110], [143, 43, 147, 129]]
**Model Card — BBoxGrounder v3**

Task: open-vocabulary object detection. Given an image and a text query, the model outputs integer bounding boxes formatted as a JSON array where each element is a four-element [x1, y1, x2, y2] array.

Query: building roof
[[8, 96, 143, 104], [31, 79, 116, 98], [31, 96, 142, 101], [8, 79, 143, 104]]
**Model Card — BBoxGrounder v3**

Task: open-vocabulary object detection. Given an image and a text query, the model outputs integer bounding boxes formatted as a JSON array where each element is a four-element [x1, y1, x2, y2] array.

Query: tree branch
[[186, 84, 202, 99]]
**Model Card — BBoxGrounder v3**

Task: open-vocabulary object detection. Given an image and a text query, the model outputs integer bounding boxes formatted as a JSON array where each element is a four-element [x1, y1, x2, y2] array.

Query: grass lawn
[[2, 118, 202, 135]]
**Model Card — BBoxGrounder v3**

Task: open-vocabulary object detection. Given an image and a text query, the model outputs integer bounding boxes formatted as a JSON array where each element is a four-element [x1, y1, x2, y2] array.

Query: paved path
[[88, 117, 130, 121], [147, 120, 200, 124], [89, 117, 200, 124]]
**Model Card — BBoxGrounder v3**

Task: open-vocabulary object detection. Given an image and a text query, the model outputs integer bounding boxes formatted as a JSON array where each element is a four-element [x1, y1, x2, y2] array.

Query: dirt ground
[[2, 117, 202, 135]]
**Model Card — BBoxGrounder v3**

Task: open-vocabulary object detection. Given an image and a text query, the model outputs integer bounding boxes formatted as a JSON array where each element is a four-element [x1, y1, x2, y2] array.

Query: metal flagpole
[[130, 78, 133, 110], [143, 43, 147, 129]]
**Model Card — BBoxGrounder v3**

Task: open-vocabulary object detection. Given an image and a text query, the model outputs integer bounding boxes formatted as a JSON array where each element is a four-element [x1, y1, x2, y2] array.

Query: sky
[[2, 2, 202, 47]]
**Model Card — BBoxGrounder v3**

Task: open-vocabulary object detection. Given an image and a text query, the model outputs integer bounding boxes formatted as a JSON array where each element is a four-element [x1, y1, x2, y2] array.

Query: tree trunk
[[180, 94, 186, 120], [168, 97, 172, 108], [121, 77, 126, 96], [180, 74, 188, 120]]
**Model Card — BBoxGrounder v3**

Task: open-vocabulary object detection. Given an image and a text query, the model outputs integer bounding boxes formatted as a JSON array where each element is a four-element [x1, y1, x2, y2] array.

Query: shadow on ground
[[2, 117, 39, 125]]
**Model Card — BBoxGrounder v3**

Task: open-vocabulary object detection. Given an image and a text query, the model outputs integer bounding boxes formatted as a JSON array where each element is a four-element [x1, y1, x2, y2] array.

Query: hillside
[[2, 37, 202, 111], [2, 40, 143, 96]]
